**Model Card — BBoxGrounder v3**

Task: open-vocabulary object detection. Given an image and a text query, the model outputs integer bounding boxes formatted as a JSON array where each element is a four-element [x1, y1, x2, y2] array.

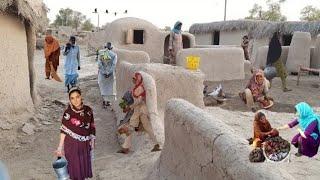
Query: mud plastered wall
[[0, 14, 33, 114], [244, 60, 252, 76], [311, 35, 320, 69], [158, 99, 294, 180], [87, 18, 196, 63], [114, 48, 151, 65], [254, 46, 289, 69], [250, 38, 269, 64], [193, 45, 241, 48], [115, 62, 204, 124], [115, 62, 204, 145], [176, 48, 245, 81], [87, 18, 166, 63], [287, 32, 311, 73], [115, 61, 205, 119]]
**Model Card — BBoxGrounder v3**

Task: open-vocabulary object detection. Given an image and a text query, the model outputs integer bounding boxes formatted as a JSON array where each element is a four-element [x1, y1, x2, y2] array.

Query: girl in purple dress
[[278, 102, 320, 157], [55, 87, 96, 179]]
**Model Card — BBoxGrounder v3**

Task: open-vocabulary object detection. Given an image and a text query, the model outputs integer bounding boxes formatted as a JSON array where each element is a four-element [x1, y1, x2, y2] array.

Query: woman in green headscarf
[[168, 21, 183, 65], [266, 32, 291, 92], [278, 102, 320, 157]]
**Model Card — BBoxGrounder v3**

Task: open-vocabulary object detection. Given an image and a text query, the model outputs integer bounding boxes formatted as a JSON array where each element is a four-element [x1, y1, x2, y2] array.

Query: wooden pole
[[224, 0, 227, 21]]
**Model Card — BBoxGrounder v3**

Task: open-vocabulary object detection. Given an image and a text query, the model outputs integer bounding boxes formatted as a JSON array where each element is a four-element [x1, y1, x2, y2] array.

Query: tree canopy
[[245, 0, 287, 21], [300, 5, 320, 21], [52, 8, 94, 31]]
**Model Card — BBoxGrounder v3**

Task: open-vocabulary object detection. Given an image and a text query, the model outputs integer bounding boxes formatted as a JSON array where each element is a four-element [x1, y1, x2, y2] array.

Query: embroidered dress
[[60, 104, 95, 180]]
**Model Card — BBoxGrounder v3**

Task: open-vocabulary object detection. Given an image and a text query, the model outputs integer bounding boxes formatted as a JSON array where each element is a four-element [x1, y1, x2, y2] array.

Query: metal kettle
[[264, 66, 277, 81], [52, 157, 69, 180]]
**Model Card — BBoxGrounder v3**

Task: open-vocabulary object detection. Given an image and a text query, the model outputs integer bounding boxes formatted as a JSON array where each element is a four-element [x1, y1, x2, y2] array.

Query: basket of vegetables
[[262, 136, 291, 162]]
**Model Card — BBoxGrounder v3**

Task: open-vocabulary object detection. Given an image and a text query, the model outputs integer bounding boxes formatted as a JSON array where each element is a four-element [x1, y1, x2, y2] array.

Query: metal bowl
[[262, 141, 291, 163], [264, 66, 277, 81]]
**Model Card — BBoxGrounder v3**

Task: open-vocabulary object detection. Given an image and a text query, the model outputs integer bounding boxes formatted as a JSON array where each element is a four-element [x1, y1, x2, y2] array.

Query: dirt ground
[[204, 74, 320, 113], [1, 46, 320, 179], [0, 48, 160, 180], [204, 75, 320, 180]]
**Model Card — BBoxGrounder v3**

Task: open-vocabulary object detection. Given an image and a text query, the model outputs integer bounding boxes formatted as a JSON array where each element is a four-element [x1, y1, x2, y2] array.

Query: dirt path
[[0, 48, 159, 180]]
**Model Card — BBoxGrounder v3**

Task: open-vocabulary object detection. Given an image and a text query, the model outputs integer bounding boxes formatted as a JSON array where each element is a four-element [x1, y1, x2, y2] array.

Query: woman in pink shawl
[[239, 70, 273, 112], [117, 72, 161, 154]]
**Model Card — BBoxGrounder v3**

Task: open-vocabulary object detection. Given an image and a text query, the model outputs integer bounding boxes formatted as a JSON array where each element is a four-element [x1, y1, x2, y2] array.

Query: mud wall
[[287, 32, 311, 73], [254, 46, 289, 69], [157, 99, 294, 180], [311, 35, 320, 69], [87, 17, 196, 63], [115, 62, 205, 125], [176, 48, 245, 81], [114, 48, 151, 65], [0, 14, 34, 114]]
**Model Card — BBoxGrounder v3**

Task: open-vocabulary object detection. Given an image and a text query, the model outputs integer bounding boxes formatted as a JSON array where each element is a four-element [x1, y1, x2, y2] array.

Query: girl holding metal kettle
[[54, 87, 96, 180]]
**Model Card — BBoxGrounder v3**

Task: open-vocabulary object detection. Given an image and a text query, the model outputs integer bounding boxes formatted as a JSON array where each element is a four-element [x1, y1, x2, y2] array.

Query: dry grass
[[0, 0, 47, 30], [189, 20, 320, 39]]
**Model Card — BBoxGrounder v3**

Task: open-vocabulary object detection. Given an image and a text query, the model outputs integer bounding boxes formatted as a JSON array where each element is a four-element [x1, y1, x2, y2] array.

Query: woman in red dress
[[55, 87, 96, 180]]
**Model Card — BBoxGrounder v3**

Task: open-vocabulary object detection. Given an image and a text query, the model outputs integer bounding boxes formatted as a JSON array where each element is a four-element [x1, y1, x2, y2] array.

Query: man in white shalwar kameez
[[98, 42, 117, 108]]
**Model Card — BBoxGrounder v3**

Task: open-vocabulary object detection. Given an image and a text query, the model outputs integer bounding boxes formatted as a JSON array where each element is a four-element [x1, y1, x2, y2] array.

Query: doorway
[[163, 34, 191, 64]]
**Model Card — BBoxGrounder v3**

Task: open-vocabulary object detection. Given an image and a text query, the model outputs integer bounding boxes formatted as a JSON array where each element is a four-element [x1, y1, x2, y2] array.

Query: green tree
[[246, 3, 263, 20], [300, 5, 320, 21], [245, 0, 287, 21], [52, 8, 73, 27], [52, 8, 86, 30], [82, 19, 95, 31], [72, 11, 86, 30]]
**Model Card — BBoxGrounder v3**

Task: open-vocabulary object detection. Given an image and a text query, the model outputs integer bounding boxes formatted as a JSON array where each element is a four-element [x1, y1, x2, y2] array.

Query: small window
[[133, 30, 144, 44], [213, 31, 220, 45], [282, 34, 293, 46]]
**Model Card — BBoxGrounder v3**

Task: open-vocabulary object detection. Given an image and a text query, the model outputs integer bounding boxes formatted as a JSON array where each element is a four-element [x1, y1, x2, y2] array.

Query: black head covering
[[266, 32, 282, 66], [105, 42, 113, 50], [70, 36, 76, 41]]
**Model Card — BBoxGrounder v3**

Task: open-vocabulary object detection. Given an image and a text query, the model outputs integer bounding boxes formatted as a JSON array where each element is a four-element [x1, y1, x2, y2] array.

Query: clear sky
[[43, 0, 320, 30]]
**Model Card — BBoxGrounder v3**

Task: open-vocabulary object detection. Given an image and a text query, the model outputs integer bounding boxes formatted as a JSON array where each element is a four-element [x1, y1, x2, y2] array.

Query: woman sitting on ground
[[251, 112, 279, 148], [278, 102, 320, 157], [239, 69, 272, 112], [117, 72, 161, 154]]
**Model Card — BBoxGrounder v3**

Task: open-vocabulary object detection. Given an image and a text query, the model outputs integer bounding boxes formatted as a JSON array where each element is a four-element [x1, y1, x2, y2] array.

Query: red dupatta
[[132, 72, 146, 99]]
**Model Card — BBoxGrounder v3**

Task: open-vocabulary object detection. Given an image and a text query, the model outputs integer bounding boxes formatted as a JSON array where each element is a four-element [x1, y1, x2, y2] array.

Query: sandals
[[102, 101, 111, 109], [295, 152, 302, 157], [239, 92, 246, 103], [251, 107, 257, 112], [117, 148, 130, 154], [151, 144, 161, 152], [283, 88, 292, 92]]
